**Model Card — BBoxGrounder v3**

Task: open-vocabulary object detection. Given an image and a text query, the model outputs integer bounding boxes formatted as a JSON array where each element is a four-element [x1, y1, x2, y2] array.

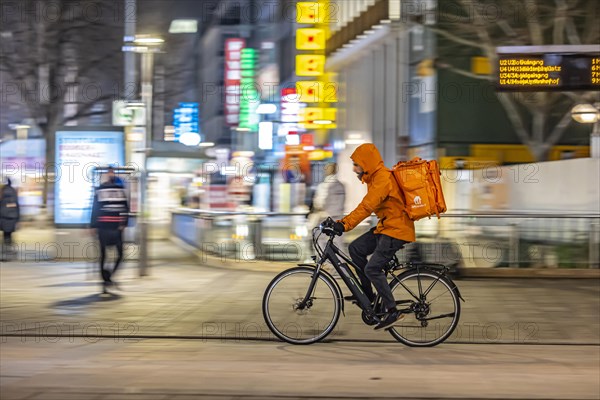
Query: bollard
[[590, 222, 600, 268], [509, 222, 520, 268]]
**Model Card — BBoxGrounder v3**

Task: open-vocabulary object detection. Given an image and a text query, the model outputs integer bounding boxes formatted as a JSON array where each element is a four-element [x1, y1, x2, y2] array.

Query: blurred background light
[[168, 19, 198, 34]]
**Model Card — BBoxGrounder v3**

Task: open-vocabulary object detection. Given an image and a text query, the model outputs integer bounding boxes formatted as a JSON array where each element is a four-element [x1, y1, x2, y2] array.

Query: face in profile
[[352, 162, 364, 181]]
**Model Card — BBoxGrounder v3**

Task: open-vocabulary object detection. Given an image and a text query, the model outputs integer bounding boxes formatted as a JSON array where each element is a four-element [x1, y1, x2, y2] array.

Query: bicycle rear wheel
[[387, 270, 461, 347], [262, 266, 341, 345]]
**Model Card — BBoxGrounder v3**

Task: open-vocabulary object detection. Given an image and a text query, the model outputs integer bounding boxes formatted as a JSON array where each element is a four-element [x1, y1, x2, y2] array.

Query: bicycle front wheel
[[262, 266, 341, 345], [388, 270, 461, 347]]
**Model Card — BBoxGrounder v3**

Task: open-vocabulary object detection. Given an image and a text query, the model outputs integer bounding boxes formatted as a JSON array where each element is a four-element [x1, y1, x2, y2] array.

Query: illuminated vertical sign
[[296, 28, 326, 50], [173, 102, 199, 141], [279, 88, 306, 137], [239, 48, 259, 131], [224, 38, 245, 126], [258, 121, 274, 150], [294, 1, 337, 130]]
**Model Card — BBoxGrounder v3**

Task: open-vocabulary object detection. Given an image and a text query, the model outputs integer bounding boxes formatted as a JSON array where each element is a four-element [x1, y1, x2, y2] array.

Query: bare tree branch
[[532, 109, 545, 144], [456, 0, 496, 61], [562, 91, 598, 104], [61, 94, 115, 124], [523, 0, 544, 45], [496, 20, 517, 38], [557, 0, 583, 45], [438, 63, 494, 81], [583, 0, 600, 44], [553, 0, 567, 45], [428, 27, 487, 50], [496, 93, 532, 146], [545, 107, 575, 147]]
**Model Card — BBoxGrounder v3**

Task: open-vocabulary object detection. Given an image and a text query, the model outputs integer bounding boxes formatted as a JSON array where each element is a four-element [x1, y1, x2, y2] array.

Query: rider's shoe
[[374, 309, 405, 330]]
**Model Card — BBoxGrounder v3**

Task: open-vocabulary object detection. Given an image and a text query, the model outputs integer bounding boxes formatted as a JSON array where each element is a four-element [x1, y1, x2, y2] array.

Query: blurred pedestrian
[[0, 177, 20, 261], [306, 163, 346, 266], [90, 167, 129, 293]]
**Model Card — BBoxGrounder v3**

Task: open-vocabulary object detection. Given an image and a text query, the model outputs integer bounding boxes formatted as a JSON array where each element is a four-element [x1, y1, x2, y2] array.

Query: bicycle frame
[[298, 233, 380, 320], [297, 227, 465, 319]]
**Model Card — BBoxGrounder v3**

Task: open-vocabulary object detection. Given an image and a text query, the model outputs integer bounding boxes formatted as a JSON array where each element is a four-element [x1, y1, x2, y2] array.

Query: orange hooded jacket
[[340, 143, 415, 242]]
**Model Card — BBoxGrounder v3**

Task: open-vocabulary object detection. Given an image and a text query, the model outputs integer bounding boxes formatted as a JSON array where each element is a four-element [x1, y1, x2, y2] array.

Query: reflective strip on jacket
[[90, 183, 129, 230]]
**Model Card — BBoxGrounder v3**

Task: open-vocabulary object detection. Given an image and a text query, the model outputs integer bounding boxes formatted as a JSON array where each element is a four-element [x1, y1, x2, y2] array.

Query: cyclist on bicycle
[[327, 143, 415, 330]]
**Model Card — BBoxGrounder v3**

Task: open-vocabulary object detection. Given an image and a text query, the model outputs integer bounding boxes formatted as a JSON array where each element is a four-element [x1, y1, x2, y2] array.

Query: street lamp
[[133, 36, 165, 45], [571, 103, 600, 159], [122, 34, 164, 277]]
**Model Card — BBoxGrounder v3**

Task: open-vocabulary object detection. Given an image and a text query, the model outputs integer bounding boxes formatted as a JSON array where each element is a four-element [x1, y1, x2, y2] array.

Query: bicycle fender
[[410, 262, 447, 271], [449, 280, 465, 302], [297, 264, 345, 315]]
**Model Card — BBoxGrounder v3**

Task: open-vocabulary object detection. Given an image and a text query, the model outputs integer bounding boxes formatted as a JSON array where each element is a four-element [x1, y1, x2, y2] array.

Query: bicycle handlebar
[[317, 217, 338, 238]]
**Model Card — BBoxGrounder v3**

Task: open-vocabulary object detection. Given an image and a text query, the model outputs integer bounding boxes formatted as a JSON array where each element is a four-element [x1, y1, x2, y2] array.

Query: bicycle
[[262, 218, 464, 346]]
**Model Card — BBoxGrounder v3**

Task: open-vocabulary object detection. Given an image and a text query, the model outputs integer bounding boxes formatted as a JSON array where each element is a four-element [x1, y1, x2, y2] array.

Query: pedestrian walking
[[90, 167, 129, 293], [0, 177, 20, 261]]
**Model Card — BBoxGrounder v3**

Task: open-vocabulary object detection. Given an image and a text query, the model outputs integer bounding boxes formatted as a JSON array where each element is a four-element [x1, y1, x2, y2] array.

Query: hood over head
[[351, 143, 385, 183]]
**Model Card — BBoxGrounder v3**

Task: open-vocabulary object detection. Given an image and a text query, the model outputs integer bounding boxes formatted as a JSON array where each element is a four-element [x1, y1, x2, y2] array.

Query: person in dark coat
[[90, 168, 129, 292], [0, 177, 20, 261]]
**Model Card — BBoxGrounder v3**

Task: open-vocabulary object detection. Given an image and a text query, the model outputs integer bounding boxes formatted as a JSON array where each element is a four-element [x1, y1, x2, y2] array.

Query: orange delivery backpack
[[391, 157, 447, 221]]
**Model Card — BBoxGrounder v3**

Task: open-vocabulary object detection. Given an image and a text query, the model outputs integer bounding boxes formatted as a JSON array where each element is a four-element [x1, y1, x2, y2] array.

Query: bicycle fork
[[296, 265, 323, 311]]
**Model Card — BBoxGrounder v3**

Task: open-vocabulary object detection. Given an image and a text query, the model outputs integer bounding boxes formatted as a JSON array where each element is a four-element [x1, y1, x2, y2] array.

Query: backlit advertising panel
[[224, 38, 246, 126], [54, 129, 125, 225]]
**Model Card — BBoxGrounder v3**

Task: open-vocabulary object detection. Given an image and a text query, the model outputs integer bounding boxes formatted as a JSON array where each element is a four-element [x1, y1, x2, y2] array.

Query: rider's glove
[[332, 221, 345, 236]]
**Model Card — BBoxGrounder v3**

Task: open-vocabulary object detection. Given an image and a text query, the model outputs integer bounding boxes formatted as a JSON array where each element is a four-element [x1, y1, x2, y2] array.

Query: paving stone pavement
[[1, 339, 599, 400], [1, 236, 599, 400], [1, 247, 599, 344]]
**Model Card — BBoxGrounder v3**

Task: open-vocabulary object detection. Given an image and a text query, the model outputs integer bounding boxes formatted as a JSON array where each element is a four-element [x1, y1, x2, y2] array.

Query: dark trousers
[[348, 228, 407, 311], [3, 231, 12, 245], [97, 229, 123, 283], [2, 231, 15, 260]]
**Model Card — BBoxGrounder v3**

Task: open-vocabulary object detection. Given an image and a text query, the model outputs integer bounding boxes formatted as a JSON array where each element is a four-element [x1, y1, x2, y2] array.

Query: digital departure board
[[496, 46, 600, 92]]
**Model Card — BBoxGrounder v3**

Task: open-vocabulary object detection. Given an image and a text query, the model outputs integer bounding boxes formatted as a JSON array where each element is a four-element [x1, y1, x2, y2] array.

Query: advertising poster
[[224, 38, 245, 126], [54, 130, 125, 225], [0, 138, 46, 218]]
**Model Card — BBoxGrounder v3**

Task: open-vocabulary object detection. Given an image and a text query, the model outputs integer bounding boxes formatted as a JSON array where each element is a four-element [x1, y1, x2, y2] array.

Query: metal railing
[[171, 209, 600, 268], [426, 211, 600, 269]]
